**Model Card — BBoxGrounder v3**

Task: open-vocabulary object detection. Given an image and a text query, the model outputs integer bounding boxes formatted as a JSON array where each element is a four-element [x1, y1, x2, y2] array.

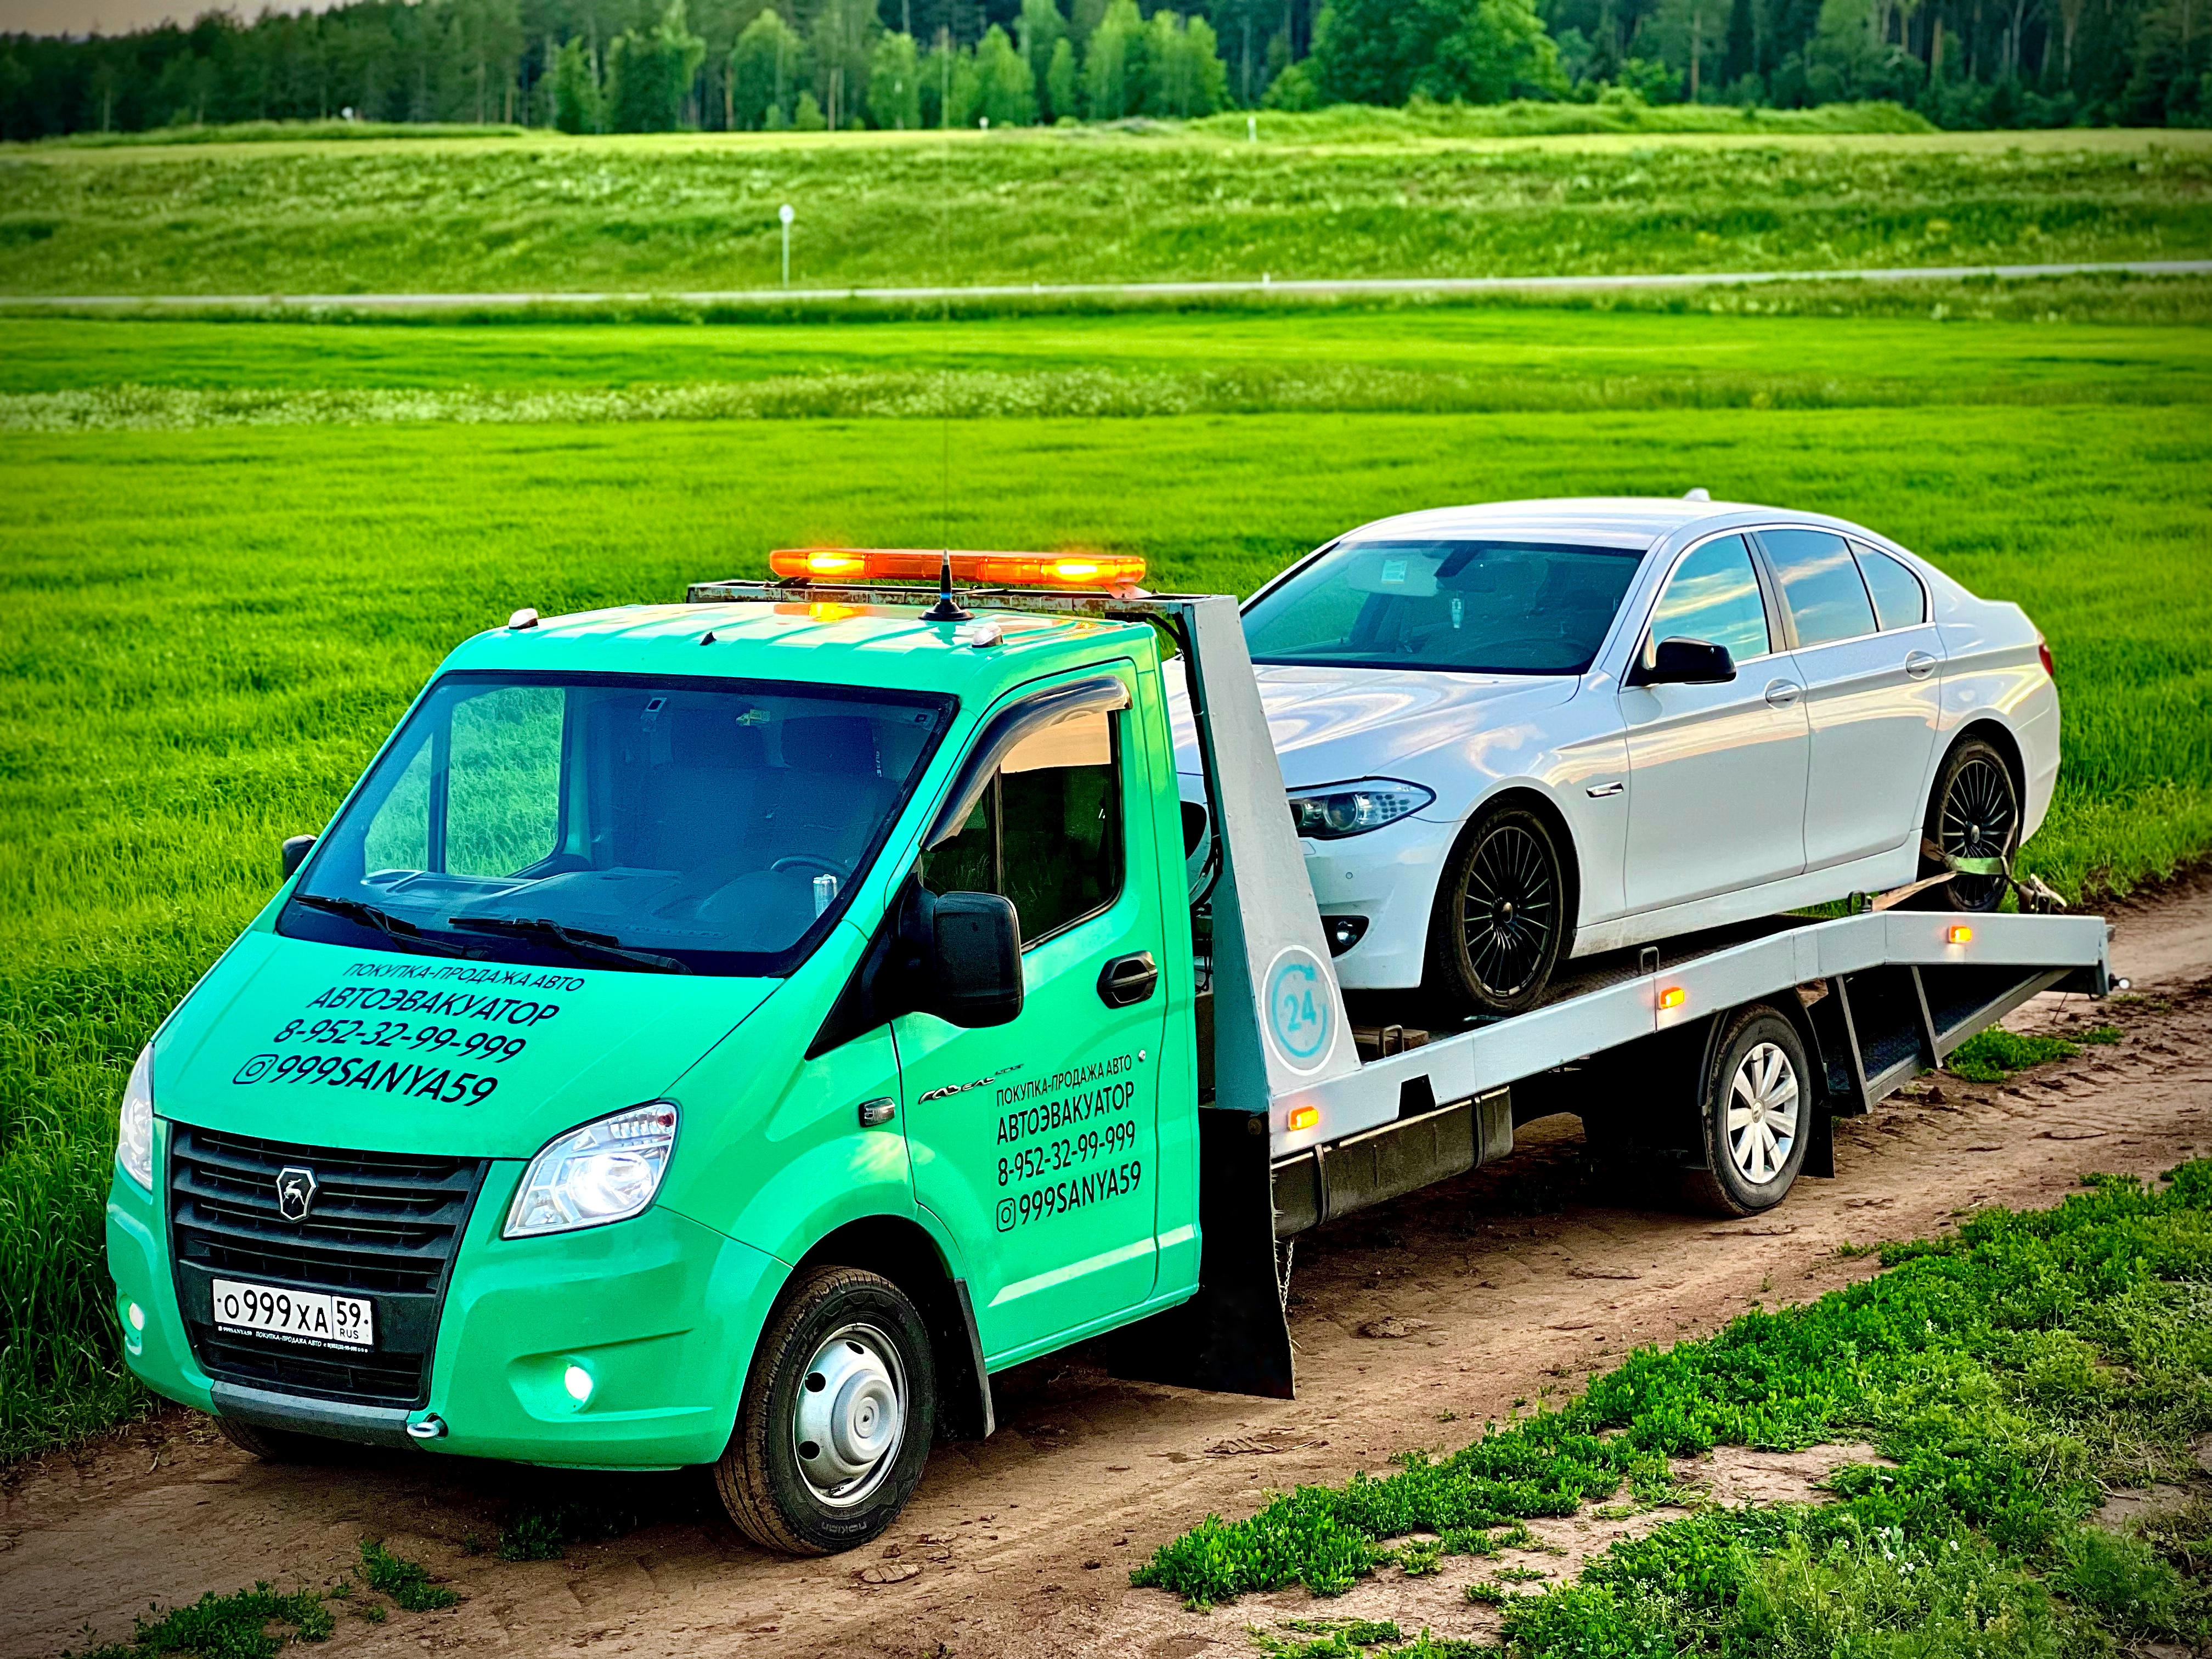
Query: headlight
[[1288, 780, 1436, 840], [505, 1103, 678, 1239], [117, 1045, 154, 1190]]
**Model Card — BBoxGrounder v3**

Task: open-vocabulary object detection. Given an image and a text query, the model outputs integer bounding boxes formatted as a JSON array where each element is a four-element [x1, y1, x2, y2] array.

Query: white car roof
[[1341, 496, 1760, 550]]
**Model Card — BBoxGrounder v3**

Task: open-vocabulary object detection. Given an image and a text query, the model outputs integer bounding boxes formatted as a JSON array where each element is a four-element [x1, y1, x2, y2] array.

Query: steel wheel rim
[[792, 1322, 906, 1508], [1939, 756, 2016, 907], [1460, 823, 1557, 1000], [1726, 1041, 1800, 1187]]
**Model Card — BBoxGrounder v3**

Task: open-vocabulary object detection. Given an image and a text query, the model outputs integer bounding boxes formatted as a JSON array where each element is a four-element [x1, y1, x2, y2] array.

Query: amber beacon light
[[770, 548, 1146, 591]]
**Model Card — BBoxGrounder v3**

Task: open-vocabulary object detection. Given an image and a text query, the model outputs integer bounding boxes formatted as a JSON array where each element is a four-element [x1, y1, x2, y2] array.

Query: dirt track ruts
[[5, 878, 2209, 1659]]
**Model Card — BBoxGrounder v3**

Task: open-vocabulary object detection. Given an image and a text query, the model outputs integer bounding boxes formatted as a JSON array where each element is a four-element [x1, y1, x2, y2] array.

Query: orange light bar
[[769, 548, 1146, 590], [1286, 1105, 1321, 1132], [1947, 924, 1974, 946], [1658, 986, 1687, 1011]]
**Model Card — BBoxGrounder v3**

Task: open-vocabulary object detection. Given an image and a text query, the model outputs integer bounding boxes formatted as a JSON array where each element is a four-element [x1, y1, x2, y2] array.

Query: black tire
[[1911, 736, 2020, 912], [1426, 803, 1572, 1019], [213, 1415, 336, 1463], [1677, 1007, 1812, 1218], [713, 1266, 935, 1556]]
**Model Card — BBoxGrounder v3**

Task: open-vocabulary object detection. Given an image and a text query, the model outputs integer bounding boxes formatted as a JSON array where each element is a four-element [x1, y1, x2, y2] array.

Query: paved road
[[4, 257, 2209, 309]]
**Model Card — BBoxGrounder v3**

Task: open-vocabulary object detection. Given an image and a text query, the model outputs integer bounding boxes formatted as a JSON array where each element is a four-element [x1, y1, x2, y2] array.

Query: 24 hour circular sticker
[[1264, 946, 1337, 1074]]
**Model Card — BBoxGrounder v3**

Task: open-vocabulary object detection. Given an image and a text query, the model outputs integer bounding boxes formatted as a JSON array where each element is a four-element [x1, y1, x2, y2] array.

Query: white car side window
[[1764, 527, 1878, 647], [1648, 534, 1770, 663], [1853, 543, 1928, 630]]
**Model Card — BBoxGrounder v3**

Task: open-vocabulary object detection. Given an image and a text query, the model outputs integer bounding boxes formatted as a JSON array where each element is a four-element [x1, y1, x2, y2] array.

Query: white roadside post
[[779, 202, 794, 289]]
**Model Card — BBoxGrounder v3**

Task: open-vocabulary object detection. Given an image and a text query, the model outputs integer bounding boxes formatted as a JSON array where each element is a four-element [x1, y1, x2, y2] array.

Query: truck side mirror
[[281, 834, 317, 878], [929, 891, 1023, 1028], [1630, 636, 1736, 687]]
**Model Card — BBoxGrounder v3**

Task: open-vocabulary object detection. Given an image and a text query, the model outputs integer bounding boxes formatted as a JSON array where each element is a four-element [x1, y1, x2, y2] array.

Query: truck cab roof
[[446, 599, 1156, 696]]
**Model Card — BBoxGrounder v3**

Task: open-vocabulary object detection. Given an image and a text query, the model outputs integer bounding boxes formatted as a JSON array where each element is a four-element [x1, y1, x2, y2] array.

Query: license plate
[[210, 1277, 375, 1350]]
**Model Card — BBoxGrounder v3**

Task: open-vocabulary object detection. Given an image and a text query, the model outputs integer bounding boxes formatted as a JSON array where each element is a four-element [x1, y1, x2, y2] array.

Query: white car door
[[1756, 528, 1944, 872], [1620, 533, 1810, 911]]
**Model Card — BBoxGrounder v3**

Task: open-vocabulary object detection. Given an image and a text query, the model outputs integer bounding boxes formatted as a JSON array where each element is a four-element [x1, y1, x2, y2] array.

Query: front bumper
[[108, 1144, 785, 1469]]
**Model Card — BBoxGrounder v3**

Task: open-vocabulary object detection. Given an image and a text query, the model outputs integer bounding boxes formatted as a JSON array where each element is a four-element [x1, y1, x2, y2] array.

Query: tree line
[[1, 0, 2203, 140]]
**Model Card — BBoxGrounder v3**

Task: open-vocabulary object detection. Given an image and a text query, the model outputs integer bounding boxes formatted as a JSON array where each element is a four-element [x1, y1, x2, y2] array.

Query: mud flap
[[1101, 1107, 1293, 1399]]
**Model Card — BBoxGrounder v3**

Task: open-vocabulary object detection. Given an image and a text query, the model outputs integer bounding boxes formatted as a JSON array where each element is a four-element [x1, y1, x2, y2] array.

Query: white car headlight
[[117, 1045, 155, 1190], [505, 1103, 678, 1239], [1288, 780, 1436, 840]]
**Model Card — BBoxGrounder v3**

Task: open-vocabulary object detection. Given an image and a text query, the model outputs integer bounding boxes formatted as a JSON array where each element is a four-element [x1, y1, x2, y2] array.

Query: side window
[[1647, 534, 1770, 663], [923, 708, 1124, 946], [1763, 528, 1877, 648], [1854, 543, 1928, 631]]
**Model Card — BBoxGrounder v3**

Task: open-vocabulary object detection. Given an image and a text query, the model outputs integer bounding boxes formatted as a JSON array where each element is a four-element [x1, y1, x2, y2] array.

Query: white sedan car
[[1175, 496, 2059, 1018]]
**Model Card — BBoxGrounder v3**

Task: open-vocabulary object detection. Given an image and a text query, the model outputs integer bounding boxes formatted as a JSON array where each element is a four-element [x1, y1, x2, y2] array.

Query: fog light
[[1323, 916, 1370, 957], [1947, 924, 1974, 945], [127, 1302, 145, 1332], [563, 1364, 594, 1404], [1286, 1105, 1320, 1132]]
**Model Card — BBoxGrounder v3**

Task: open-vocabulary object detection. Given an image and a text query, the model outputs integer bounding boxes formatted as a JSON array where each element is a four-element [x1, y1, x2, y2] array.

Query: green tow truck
[[106, 554, 2111, 1554]]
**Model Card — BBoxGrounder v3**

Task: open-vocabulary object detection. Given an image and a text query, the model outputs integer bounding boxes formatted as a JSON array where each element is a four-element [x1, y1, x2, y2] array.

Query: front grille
[[168, 1124, 489, 1409]]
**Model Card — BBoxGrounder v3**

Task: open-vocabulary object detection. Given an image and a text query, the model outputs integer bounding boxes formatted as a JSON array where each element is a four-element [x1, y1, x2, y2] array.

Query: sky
[[1, 0, 340, 36]]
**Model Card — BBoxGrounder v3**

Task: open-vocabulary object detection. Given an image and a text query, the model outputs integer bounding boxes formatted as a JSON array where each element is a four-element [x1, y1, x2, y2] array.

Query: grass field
[[2, 125, 2209, 1471], [2, 126, 2209, 296], [1139, 1163, 2212, 1654]]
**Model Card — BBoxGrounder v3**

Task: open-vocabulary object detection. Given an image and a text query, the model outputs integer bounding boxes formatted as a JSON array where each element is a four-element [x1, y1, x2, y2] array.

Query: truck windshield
[[281, 672, 955, 977], [1244, 539, 1645, 675]]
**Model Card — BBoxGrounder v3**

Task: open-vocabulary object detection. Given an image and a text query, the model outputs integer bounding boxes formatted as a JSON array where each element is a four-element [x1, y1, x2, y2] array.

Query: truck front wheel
[[714, 1265, 937, 1556]]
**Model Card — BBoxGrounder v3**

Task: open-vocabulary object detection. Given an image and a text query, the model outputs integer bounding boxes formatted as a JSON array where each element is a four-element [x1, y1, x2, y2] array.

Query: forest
[[1, 0, 2205, 140]]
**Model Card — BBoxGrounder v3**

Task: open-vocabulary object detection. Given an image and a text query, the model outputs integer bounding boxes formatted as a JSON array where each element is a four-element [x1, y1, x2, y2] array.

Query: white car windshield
[[1245, 539, 1645, 675], [280, 672, 954, 976]]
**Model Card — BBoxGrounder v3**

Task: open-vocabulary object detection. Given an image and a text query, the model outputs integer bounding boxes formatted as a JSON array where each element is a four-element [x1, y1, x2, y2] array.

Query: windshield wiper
[[447, 915, 691, 975], [295, 893, 480, 959]]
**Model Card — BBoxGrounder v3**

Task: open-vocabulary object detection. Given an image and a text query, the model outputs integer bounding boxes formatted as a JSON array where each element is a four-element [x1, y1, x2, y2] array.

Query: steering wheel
[[771, 855, 854, 883]]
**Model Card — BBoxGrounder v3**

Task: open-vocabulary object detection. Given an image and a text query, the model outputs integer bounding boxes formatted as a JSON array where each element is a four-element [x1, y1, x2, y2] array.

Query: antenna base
[[922, 593, 973, 623]]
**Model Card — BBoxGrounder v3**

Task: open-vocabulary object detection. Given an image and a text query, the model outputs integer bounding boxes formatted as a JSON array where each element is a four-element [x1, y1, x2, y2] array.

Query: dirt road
[[7, 881, 2210, 1659]]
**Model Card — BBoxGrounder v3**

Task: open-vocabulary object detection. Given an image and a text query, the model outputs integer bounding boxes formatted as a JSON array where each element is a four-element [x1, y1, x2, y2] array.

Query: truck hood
[[150, 929, 771, 1159], [1169, 664, 1578, 787]]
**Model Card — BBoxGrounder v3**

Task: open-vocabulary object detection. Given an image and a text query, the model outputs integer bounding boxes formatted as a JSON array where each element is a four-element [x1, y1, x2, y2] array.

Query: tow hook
[[406, 1415, 448, 1441]]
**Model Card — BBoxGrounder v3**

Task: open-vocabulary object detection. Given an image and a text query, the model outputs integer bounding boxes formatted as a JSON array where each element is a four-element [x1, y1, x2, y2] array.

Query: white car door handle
[[1763, 679, 1802, 708], [1904, 651, 1939, 680]]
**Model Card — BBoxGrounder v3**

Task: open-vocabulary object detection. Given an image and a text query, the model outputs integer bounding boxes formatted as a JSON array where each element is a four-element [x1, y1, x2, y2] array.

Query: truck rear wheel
[[714, 1265, 936, 1556], [1677, 1007, 1810, 1217]]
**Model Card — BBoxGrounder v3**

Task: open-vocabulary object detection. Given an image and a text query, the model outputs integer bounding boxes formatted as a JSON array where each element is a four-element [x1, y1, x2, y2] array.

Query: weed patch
[[495, 1500, 641, 1562], [356, 1539, 456, 1612], [1135, 1162, 2212, 1656], [61, 1583, 332, 1659], [1945, 1027, 2081, 1082]]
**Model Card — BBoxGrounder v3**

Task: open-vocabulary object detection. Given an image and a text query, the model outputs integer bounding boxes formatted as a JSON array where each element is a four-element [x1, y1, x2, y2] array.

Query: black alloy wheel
[[1430, 804, 1570, 1019], [1917, 737, 2020, 912]]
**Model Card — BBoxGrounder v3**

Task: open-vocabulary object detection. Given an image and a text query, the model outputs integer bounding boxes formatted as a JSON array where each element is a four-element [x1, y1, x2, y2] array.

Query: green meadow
[[2, 126, 2209, 297], [5, 298, 2211, 1459]]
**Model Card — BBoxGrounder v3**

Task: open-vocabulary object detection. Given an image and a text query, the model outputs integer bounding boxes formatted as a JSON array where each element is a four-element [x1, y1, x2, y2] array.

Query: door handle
[[1904, 651, 1938, 680], [1097, 951, 1159, 1008], [1763, 679, 1802, 708]]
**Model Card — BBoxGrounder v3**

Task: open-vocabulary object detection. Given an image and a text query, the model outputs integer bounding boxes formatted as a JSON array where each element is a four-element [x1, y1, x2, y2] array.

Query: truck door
[[894, 669, 1169, 1362]]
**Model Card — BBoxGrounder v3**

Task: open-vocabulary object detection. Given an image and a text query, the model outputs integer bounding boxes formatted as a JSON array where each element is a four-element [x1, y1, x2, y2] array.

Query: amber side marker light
[[1658, 986, 1687, 1011], [1948, 925, 1974, 945], [1286, 1105, 1321, 1132], [769, 548, 1146, 590]]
